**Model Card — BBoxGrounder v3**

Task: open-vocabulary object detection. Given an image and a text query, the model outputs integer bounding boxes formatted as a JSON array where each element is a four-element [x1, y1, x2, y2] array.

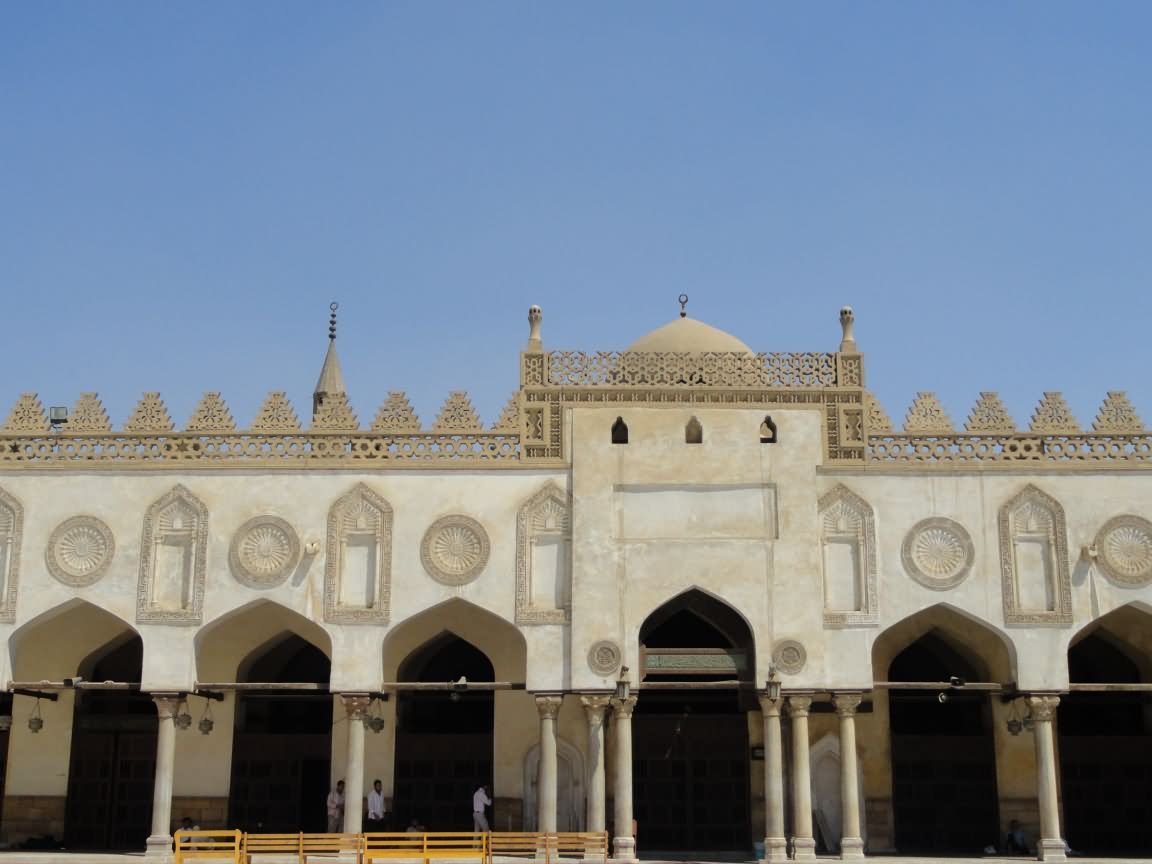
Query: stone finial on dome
[[313, 301, 347, 416], [839, 306, 857, 352], [526, 305, 543, 351]]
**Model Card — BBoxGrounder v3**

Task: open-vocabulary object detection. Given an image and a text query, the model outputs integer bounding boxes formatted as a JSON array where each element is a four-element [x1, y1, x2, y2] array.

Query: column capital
[[758, 694, 783, 717], [1027, 694, 1061, 721], [151, 692, 183, 719], [787, 694, 813, 717], [535, 694, 563, 718], [341, 692, 373, 720], [580, 693, 613, 718], [611, 694, 638, 719], [833, 693, 863, 716]]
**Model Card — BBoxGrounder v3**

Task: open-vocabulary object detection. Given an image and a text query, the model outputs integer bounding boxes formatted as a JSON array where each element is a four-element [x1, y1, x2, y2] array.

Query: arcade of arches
[[0, 598, 1150, 859]]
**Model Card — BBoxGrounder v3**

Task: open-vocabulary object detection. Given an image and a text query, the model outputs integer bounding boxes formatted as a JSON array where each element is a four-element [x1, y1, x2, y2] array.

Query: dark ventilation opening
[[887, 631, 998, 854], [685, 417, 703, 444], [611, 417, 629, 444], [1059, 631, 1152, 855], [759, 416, 777, 444]]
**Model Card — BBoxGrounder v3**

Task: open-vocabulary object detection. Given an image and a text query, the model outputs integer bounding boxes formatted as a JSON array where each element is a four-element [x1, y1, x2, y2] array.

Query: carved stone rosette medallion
[[901, 517, 974, 590], [771, 639, 807, 675], [587, 640, 622, 676], [1095, 515, 1152, 587], [229, 516, 300, 589], [46, 516, 115, 587], [420, 515, 490, 585]]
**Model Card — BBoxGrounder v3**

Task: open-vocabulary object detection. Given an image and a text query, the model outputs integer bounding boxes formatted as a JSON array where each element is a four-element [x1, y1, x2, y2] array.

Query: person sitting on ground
[[406, 818, 425, 833], [1005, 820, 1031, 855]]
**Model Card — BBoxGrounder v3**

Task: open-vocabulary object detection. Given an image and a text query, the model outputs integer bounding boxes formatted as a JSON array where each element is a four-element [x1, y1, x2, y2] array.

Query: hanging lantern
[[28, 699, 43, 734], [198, 700, 214, 735], [174, 700, 193, 730]]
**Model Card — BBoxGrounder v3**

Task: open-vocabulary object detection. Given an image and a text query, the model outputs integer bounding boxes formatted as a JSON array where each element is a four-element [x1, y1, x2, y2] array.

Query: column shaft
[[581, 695, 611, 833], [1029, 696, 1066, 862], [611, 695, 638, 861], [833, 694, 864, 859], [342, 694, 371, 834], [146, 694, 182, 859], [536, 695, 562, 832], [758, 695, 787, 862], [788, 696, 815, 861]]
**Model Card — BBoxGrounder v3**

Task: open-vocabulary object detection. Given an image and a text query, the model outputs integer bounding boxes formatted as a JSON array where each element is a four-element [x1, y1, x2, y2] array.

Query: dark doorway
[[634, 591, 753, 853], [887, 632, 999, 854], [228, 635, 332, 833], [1059, 631, 1152, 855], [65, 636, 157, 851], [394, 634, 494, 831]]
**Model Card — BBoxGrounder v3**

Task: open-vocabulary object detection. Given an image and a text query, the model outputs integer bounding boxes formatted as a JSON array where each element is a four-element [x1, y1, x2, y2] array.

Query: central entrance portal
[[394, 634, 494, 831], [634, 591, 753, 853]]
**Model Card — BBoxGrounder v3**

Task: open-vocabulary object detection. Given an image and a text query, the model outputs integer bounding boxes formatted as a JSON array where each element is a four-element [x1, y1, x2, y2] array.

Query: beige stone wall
[[1, 794, 65, 845]]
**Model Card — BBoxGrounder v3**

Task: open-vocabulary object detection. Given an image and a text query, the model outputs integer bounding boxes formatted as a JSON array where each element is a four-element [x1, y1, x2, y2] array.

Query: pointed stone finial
[[965, 392, 1017, 434], [1092, 391, 1143, 434], [70, 393, 112, 433], [1029, 392, 1080, 434], [371, 392, 421, 432], [311, 392, 359, 431], [903, 392, 954, 434], [124, 393, 174, 432], [185, 392, 237, 433], [491, 394, 520, 433], [314, 302, 347, 416], [432, 391, 483, 432], [839, 306, 857, 352], [526, 305, 543, 351], [1, 393, 49, 433], [678, 294, 689, 319], [249, 392, 301, 433], [864, 392, 892, 433]]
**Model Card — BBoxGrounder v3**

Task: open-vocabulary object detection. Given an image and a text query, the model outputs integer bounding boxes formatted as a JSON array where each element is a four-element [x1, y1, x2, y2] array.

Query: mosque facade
[[0, 304, 1148, 860]]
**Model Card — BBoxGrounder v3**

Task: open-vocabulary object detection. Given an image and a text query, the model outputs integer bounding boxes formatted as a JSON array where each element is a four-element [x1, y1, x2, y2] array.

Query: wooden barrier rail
[[364, 831, 487, 864], [489, 832, 608, 864], [174, 829, 243, 864]]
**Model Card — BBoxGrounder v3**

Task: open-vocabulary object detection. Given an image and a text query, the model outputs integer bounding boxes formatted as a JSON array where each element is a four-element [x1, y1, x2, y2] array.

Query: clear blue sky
[[2, 3, 1150, 431]]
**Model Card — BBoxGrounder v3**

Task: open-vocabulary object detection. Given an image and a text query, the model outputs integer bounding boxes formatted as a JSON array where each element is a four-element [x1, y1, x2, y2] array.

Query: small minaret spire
[[678, 293, 689, 318], [313, 301, 347, 415], [839, 305, 857, 352], [526, 304, 543, 351]]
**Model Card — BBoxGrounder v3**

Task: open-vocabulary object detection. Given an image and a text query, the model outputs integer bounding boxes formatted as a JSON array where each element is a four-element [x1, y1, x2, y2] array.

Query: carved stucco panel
[[46, 515, 115, 587], [137, 485, 209, 624], [229, 515, 301, 589], [0, 485, 23, 622], [515, 482, 572, 625], [997, 484, 1072, 625], [818, 484, 878, 628], [324, 483, 393, 623], [901, 517, 975, 591], [1094, 514, 1152, 587]]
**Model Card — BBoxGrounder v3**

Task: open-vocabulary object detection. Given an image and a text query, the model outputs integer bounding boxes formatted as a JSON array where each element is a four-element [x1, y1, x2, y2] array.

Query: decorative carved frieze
[[124, 393, 174, 433], [998, 485, 1072, 625], [46, 515, 115, 587], [249, 392, 301, 432], [1092, 391, 1144, 434], [229, 516, 300, 589], [901, 517, 975, 590], [0, 486, 23, 622], [515, 483, 572, 624], [2, 394, 49, 434], [185, 393, 236, 433], [312, 393, 359, 432], [1094, 515, 1152, 587], [69, 393, 112, 433], [420, 515, 490, 585], [544, 351, 838, 388], [491, 395, 520, 434], [371, 392, 421, 432], [864, 393, 892, 433], [771, 639, 807, 675], [818, 485, 878, 628], [432, 392, 483, 433], [902, 392, 953, 434], [137, 485, 208, 624], [965, 392, 1016, 434], [324, 484, 393, 623], [587, 640, 622, 676], [1029, 393, 1080, 434]]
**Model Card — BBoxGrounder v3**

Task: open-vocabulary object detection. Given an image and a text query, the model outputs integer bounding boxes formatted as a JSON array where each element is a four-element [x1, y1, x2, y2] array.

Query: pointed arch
[[685, 416, 703, 444], [819, 484, 878, 628], [998, 483, 1071, 625], [638, 587, 756, 682], [523, 736, 585, 831], [137, 484, 209, 624], [515, 482, 572, 625], [9, 598, 138, 680], [1069, 602, 1152, 682], [611, 417, 628, 444], [0, 484, 23, 622], [871, 603, 1016, 683], [383, 599, 526, 682], [195, 599, 331, 682], [324, 483, 393, 623]]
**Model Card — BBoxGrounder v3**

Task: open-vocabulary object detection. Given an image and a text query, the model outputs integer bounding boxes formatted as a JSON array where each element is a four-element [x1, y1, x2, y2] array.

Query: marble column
[[1029, 696, 1066, 862], [833, 694, 865, 860], [145, 693, 182, 859], [611, 694, 638, 861], [536, 694, 563, 832], [342, 694, 371, 834], [581, 695, 612, 833], [787, 696, 815, 860], [758, 694, 787, 862]]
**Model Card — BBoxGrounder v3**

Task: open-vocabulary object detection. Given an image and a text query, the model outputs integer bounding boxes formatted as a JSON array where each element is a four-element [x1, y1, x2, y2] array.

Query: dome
[[628, 316, 754, 354]]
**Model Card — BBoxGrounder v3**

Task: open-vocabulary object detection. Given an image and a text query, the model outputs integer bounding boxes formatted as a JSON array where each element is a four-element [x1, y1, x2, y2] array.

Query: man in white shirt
[[472, 784, 492, 832], [326, 780, 345, 833], [367, 779, 388, 831]]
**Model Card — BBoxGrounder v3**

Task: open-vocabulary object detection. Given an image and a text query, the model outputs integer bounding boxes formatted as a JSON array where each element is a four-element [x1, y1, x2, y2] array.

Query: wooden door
[[228, 733, 331, 833], [393, 733, 492, 831], [65, 729, 156, 850]]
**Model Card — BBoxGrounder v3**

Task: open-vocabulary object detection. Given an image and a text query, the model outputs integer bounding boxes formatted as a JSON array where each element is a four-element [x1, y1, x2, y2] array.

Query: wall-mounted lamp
[[174, 700, 193, 730], [197, 700, 214, 735], [1005, 697, 1034, 736], [764, 666, 781, 702], [28, 699, 43, 733], [614, 666, 631, 702]]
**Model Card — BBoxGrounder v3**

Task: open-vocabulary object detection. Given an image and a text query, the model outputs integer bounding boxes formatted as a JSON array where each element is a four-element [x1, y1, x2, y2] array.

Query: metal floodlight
[[48, 407, 68, 428]]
